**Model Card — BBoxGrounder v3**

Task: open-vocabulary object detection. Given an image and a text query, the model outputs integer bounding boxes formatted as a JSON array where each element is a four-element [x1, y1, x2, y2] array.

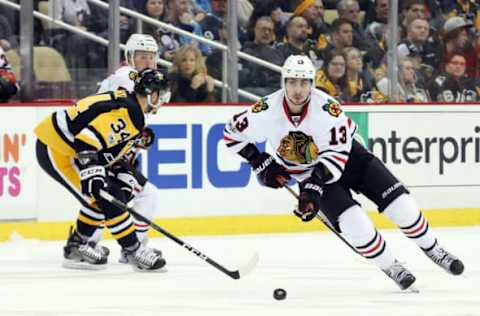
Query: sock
[[383, 194, 436, 250], [339, 205, 396, 270], [76, 205, 105, 238]]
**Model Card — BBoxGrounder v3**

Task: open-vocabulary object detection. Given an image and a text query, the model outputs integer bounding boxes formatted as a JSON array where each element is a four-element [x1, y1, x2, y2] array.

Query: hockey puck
[[273, 288, 287, 300]]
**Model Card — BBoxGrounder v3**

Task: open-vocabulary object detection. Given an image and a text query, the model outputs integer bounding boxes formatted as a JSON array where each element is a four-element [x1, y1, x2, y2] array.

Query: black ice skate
[[382, 260, 417, 291], [423, 241, 464, 275], [122, 243, 166, 271], [63, 226, 108, 270]]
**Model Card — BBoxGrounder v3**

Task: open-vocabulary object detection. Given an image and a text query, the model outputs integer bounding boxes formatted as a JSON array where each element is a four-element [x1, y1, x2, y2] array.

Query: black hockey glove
[[250, 152, 291, 189], [77, 151, 106, 200], [293, 180, 323, 222]]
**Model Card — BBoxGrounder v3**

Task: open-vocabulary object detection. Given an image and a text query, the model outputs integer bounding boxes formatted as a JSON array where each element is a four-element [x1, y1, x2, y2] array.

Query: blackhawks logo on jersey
[[322, 99, 342, 117], [251, 98, 269, 113], [277, 131, 319, 164], [128, 71, 138, 81]]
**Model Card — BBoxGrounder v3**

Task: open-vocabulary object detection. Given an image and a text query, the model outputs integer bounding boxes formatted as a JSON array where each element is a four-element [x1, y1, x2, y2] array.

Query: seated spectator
[[364, 0, 388, 29], [0, 14, 13, 51], [246, 0, 285, 43], [318, 18, 354, 60], [441, 0, 480, 33], [363, 20, 387, 70], [167, 0, 210, 55], [168, 44, 215, 102], [0, 47, 18, 102], [240, 17, 284, 96], [137, 0, 179, 62], [397, 17, 440, 81], [277, 16, 321, 67], [376, 57, 430, 102], [440, 16, 477, 77], [344, 47, 374, 101], [315, 49, 350, 101], [292, 0, 330, 46], [399, 0, 426, 39], [337, 0, 371, 51], [427, 53, 480, 102]]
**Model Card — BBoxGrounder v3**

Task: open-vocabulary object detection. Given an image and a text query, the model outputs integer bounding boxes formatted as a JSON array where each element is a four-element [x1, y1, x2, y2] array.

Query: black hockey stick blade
[[99, 190, 258, 279]]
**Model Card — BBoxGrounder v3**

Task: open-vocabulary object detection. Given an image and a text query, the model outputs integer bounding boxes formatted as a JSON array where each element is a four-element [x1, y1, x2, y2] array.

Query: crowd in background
[[1, 0, 480, 103]]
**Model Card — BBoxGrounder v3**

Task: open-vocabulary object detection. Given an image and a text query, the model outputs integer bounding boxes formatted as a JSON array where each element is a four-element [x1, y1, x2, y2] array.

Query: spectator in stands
[[363, 19, 387, 70], [400, 0, 426, 39], [364, 0, 388, 28], [315, 49, 350, 101], [344, 47, 374, 101], [376, 57, 430, 103], [397, 17, 440, 80], [293, 0, 330, 46], [167, 0, 210, 55], [337, 0, 371, 52], [137, 0, 179, 62], [440, 16, 477, 77], [246, 0, 285, 43], [240, 17, 283, 96], [168, 44, 215, 102], [427, 53, 480, 102], [318, 18, 354, 60], [277, 16, 321, 67], [0, 14, 13, 51], [441, 0, 480, 33], [0, 47, 18, 102], [88, 0, 135, 45]]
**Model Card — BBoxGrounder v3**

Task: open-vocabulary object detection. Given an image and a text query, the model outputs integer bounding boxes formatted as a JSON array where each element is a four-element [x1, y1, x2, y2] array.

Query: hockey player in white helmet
[[224, 55, 464, 291], [89, 34, 171, 263]]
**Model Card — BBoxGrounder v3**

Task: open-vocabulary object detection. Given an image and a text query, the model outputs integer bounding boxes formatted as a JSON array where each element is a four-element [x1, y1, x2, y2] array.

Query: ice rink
[[1, 226, 479, 316]]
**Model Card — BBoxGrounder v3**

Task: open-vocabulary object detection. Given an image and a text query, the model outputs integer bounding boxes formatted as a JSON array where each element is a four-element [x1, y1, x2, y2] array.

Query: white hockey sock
[[88, 225, 105, 244], [383, 194, 436, 250], [338, 205, 396, 270]]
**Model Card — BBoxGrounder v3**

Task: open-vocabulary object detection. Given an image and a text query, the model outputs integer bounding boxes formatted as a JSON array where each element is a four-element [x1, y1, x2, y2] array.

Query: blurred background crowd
[[1, 0, 480, 104]]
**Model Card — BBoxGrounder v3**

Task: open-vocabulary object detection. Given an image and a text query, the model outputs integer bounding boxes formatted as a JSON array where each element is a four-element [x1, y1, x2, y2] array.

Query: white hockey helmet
[[124, 34, 159, 68], [281, 55, 315, 87]]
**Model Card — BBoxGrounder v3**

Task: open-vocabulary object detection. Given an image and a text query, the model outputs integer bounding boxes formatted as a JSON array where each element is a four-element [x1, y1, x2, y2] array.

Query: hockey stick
[[284, 186, 361, 255], [99, 190, 259, 280]]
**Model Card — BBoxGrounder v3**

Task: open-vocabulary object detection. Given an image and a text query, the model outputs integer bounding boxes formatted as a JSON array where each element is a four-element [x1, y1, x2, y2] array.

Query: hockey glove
[[250, 152, 291, 189], [80, 165, 106, 200], [293, 181, 323, 222]]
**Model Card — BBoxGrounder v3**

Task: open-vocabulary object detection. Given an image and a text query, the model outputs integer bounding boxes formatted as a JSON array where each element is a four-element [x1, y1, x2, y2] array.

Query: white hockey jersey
[[97, 65, 137, 93], [224, 88, 357, 183]]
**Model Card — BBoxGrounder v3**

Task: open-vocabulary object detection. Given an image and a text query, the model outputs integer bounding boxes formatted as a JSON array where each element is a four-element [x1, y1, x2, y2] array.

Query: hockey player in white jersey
[[90, 34, 171, 263], [224, 55, 464, 291]]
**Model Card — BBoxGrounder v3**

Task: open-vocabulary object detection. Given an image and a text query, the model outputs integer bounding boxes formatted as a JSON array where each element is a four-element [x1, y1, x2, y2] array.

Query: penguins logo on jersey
[[277, 131, 319, 164], [251, 98, 269, 113], [322, 99, 342, 117]]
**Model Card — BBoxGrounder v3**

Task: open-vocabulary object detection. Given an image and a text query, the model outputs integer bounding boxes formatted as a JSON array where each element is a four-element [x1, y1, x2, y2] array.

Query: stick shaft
[[285, 186, 361, 255], [99, 190, 242, 279]]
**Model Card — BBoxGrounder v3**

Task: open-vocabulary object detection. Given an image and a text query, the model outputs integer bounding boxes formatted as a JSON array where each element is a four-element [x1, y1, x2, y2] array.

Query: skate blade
[[406, 285, 420, 294], [132, 266, 168, 273], [62, 259, 107, 271]]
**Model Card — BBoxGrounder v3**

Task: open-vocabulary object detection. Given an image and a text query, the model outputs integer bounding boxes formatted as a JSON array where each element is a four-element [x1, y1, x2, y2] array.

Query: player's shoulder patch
[[128, 70, 138, 81], [322, 99, 342, 117], [251, 97, 269, 113]]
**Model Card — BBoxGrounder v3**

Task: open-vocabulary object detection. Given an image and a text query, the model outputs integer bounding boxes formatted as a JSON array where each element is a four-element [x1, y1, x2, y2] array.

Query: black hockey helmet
[[134, 68, 171, 113]]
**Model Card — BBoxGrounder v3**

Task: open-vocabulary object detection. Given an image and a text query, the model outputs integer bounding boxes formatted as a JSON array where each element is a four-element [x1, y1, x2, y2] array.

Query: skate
[[382, 260, 417, 291], [63, 227, 108, 270], [88, 241, 110, 258], [122, 243, 166, 271], [118, 237, 162, 264], [423, 241, 464, 275]]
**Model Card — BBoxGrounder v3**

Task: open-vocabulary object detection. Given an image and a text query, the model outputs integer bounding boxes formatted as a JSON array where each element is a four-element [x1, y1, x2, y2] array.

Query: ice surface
[[0, 227, 479, 316]]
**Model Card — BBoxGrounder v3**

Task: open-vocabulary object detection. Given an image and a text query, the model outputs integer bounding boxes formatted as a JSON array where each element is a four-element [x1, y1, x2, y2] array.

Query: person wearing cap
[[441, 0, 480, 32], [440, 16, 477, 77], [293, 0, 330, 45]]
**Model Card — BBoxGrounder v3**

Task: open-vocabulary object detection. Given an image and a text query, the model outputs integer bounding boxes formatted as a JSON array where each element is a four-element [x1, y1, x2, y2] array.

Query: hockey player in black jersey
[[34, 68, 170, 271]]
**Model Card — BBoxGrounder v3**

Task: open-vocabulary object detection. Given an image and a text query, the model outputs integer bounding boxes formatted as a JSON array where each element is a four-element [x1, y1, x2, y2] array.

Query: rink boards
[[0, 102, 479, 240]]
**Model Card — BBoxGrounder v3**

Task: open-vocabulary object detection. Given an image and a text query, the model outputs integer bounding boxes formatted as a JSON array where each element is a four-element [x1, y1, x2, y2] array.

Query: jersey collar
[[282, 96, 309, 127]]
